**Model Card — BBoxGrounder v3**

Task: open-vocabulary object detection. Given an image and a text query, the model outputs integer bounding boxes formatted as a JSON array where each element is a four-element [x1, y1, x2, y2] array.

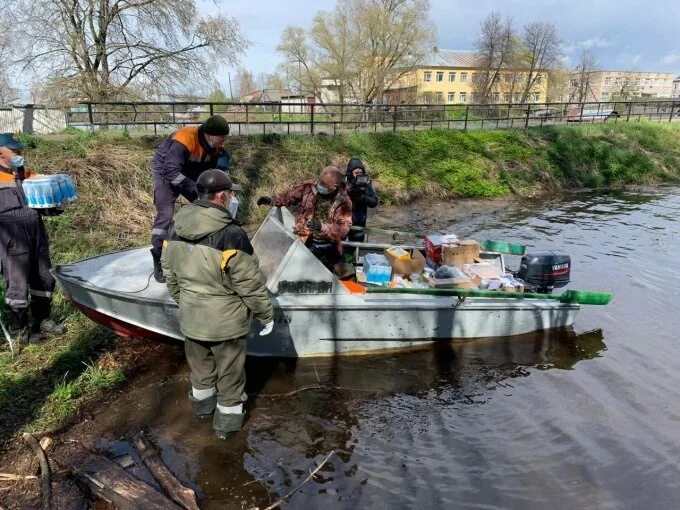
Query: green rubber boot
[[213, 410, 245, 440], [188, 392, 217, 419]]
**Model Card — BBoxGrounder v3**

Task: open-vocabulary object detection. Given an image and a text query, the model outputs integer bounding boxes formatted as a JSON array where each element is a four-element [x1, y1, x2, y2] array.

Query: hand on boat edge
[[259, 321, 274, 336]]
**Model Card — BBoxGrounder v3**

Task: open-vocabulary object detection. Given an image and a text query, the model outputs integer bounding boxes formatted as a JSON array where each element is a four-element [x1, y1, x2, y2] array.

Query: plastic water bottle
[[228, 195, 239, 219]]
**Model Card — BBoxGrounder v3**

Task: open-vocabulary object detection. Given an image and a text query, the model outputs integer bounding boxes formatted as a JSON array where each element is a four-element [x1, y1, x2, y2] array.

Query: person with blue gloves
[[150, 115, 231, 282]]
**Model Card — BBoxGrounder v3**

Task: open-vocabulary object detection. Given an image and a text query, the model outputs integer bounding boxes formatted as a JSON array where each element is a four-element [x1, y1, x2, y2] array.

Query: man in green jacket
[[161, 169, 274, 439]]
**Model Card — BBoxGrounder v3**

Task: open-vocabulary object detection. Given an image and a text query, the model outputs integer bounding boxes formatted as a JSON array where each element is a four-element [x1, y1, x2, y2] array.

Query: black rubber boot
[[150, 248, 166, 283], [5, 308, 29, 347], [188, 392, 217, 419], [213, 410, 245, 439], [29, 296, 51, 343]]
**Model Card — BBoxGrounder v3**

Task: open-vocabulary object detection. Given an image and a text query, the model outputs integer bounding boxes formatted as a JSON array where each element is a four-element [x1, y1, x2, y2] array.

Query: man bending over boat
[[150, 115, 231, 283], [257, 166, 353, 271], [161, 169, 274, 439]]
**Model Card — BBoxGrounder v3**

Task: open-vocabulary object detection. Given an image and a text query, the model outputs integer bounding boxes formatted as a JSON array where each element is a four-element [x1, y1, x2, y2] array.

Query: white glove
[[259, 321, 274, 336]]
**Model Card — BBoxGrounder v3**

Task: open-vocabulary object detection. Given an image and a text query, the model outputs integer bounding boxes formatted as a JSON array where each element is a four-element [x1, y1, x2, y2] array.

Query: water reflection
[[95, 328, 605, 509]]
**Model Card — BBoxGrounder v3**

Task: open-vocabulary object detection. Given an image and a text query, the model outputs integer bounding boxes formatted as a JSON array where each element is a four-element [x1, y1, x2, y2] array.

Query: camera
[[353, 173, 369, 188]]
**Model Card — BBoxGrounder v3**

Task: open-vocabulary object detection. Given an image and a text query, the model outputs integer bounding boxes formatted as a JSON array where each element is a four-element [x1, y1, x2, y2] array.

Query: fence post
[[524, 104, 531, 128], [310, 103, 315, 134], [22, 104, 35, 134], [245, 104, 249, 125], [87, 103, 94, 131], [579, 102, 584, 123], [209, 103, 214, 116], [463, 105, 469, 131], [392, 105, 397, 133], [627, 102, 632, 122], [670, 102, 676, 122]]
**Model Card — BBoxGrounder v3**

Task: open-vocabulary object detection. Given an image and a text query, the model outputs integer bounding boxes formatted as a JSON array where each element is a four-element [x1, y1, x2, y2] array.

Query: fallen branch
[[251, 384, 381, 398], [22, 433, 51, 510], [0, 473, 39, 481], [131, 432, 200, 510], [62, 449, 182, 509], [264, 450, 335, 510]]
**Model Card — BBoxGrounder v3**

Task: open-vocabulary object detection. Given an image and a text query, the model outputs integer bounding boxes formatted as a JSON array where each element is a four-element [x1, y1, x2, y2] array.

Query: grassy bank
[[1, 121, 679, 446]]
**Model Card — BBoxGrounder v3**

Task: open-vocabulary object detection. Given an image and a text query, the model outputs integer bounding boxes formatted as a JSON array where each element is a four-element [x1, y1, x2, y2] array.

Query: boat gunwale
[[55, 272, 580, 312]]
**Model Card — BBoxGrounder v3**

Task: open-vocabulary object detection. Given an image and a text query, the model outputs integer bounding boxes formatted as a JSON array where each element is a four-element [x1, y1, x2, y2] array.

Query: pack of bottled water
[[363, 253, 392, 285], [22, 174, 78, 209]]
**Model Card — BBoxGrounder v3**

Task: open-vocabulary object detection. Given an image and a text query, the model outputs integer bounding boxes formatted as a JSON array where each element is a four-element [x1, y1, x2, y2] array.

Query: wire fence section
[[11, 99, 680, 135]]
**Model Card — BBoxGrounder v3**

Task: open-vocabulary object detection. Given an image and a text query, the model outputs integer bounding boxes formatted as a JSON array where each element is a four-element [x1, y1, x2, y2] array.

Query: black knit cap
[[203, 115, 230, 136], [346, 157, 365, 174]]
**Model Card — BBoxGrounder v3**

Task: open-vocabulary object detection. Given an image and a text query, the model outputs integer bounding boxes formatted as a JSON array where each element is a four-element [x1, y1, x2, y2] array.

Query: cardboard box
[[476, 251, 505, 274], [385, 246, 411, 260], [462, 262, 502, 280], [384, 247, 426, 275], [424, 234, 459, 264], [441, 240, 481, 267]]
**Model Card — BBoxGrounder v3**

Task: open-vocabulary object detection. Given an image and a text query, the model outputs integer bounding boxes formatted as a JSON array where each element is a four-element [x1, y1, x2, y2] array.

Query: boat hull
[[56, 270, 579, 357]]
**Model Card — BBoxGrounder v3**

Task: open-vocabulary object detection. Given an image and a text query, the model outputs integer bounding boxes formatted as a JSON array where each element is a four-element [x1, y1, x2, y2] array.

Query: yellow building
[[386, 49, 549, 105]]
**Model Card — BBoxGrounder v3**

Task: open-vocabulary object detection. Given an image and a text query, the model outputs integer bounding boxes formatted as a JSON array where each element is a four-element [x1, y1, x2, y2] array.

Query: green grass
[[1, 120, 679, 444]]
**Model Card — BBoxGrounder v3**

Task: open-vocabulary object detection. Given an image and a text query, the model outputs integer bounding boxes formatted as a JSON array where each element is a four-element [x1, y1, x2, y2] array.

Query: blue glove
[[216, 151, 230, 171]]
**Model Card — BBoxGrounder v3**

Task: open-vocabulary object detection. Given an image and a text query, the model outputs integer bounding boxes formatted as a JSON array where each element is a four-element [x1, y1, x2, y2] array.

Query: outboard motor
[[517, 250, 571, 294]]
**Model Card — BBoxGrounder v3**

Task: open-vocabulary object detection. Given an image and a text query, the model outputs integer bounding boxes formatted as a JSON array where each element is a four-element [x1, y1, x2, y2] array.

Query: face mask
[[10, 155, 24, 168], [227, 195, 239, 218], [316, 182, 331, 195]]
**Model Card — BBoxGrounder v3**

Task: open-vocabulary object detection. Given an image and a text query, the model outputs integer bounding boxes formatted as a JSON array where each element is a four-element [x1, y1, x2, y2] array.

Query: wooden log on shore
[[64, 453, 182, 509], [22, 433, 52, 510], [131, 432, 200, 510]]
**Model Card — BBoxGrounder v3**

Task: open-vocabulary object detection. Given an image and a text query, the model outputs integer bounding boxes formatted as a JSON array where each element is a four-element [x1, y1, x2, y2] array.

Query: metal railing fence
[[7, 99, 680, 135]]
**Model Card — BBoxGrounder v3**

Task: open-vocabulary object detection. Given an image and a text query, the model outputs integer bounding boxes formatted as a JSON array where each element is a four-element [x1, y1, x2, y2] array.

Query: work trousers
[[151, 175, 196, 250], [184, 336, 247, 408], [0, 209, 55, 326]]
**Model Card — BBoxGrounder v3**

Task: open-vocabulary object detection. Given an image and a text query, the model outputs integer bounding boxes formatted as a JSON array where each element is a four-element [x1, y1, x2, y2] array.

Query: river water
[[94, 187, 680, 509]]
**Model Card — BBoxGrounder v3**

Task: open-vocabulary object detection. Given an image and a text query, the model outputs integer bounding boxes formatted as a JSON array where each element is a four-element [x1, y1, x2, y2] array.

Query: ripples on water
[[96, 188, 680, 509]]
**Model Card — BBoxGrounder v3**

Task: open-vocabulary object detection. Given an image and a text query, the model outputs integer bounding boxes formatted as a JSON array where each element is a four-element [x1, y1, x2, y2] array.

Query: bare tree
[[265, 72, 287, 91], [8, 0, 249, 102], [517, 22, 561, 103], [278, 0, 435, 104], [569, 48, 599, 103], [474, 12, 517, 104], [546, 66, 570, 102], [611, 71, 639, 101], [277, 27, 323, 97], [0, 19, 18, 104], [234, 67, 257, 99]]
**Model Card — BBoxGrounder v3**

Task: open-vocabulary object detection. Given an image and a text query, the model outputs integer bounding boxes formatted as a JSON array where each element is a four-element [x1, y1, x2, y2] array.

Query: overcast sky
[[213, 0, 680, 90]]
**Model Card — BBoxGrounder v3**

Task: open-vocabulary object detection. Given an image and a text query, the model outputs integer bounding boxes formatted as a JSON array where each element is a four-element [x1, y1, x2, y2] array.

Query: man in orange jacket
[[150, 115, 231, 282]]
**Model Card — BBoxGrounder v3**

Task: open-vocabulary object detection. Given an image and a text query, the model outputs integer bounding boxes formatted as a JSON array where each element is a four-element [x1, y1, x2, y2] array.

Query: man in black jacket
[[0, 133, 65, 346], [345, 158, 378, 247]]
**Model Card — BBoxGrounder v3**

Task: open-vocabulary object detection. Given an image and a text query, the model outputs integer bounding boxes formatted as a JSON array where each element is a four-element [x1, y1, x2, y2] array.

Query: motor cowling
[[517, 250, 571, 293]]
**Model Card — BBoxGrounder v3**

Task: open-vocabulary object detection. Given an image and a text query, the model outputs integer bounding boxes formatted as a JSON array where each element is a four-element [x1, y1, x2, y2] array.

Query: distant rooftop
[[421, 49, 482, 68]]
